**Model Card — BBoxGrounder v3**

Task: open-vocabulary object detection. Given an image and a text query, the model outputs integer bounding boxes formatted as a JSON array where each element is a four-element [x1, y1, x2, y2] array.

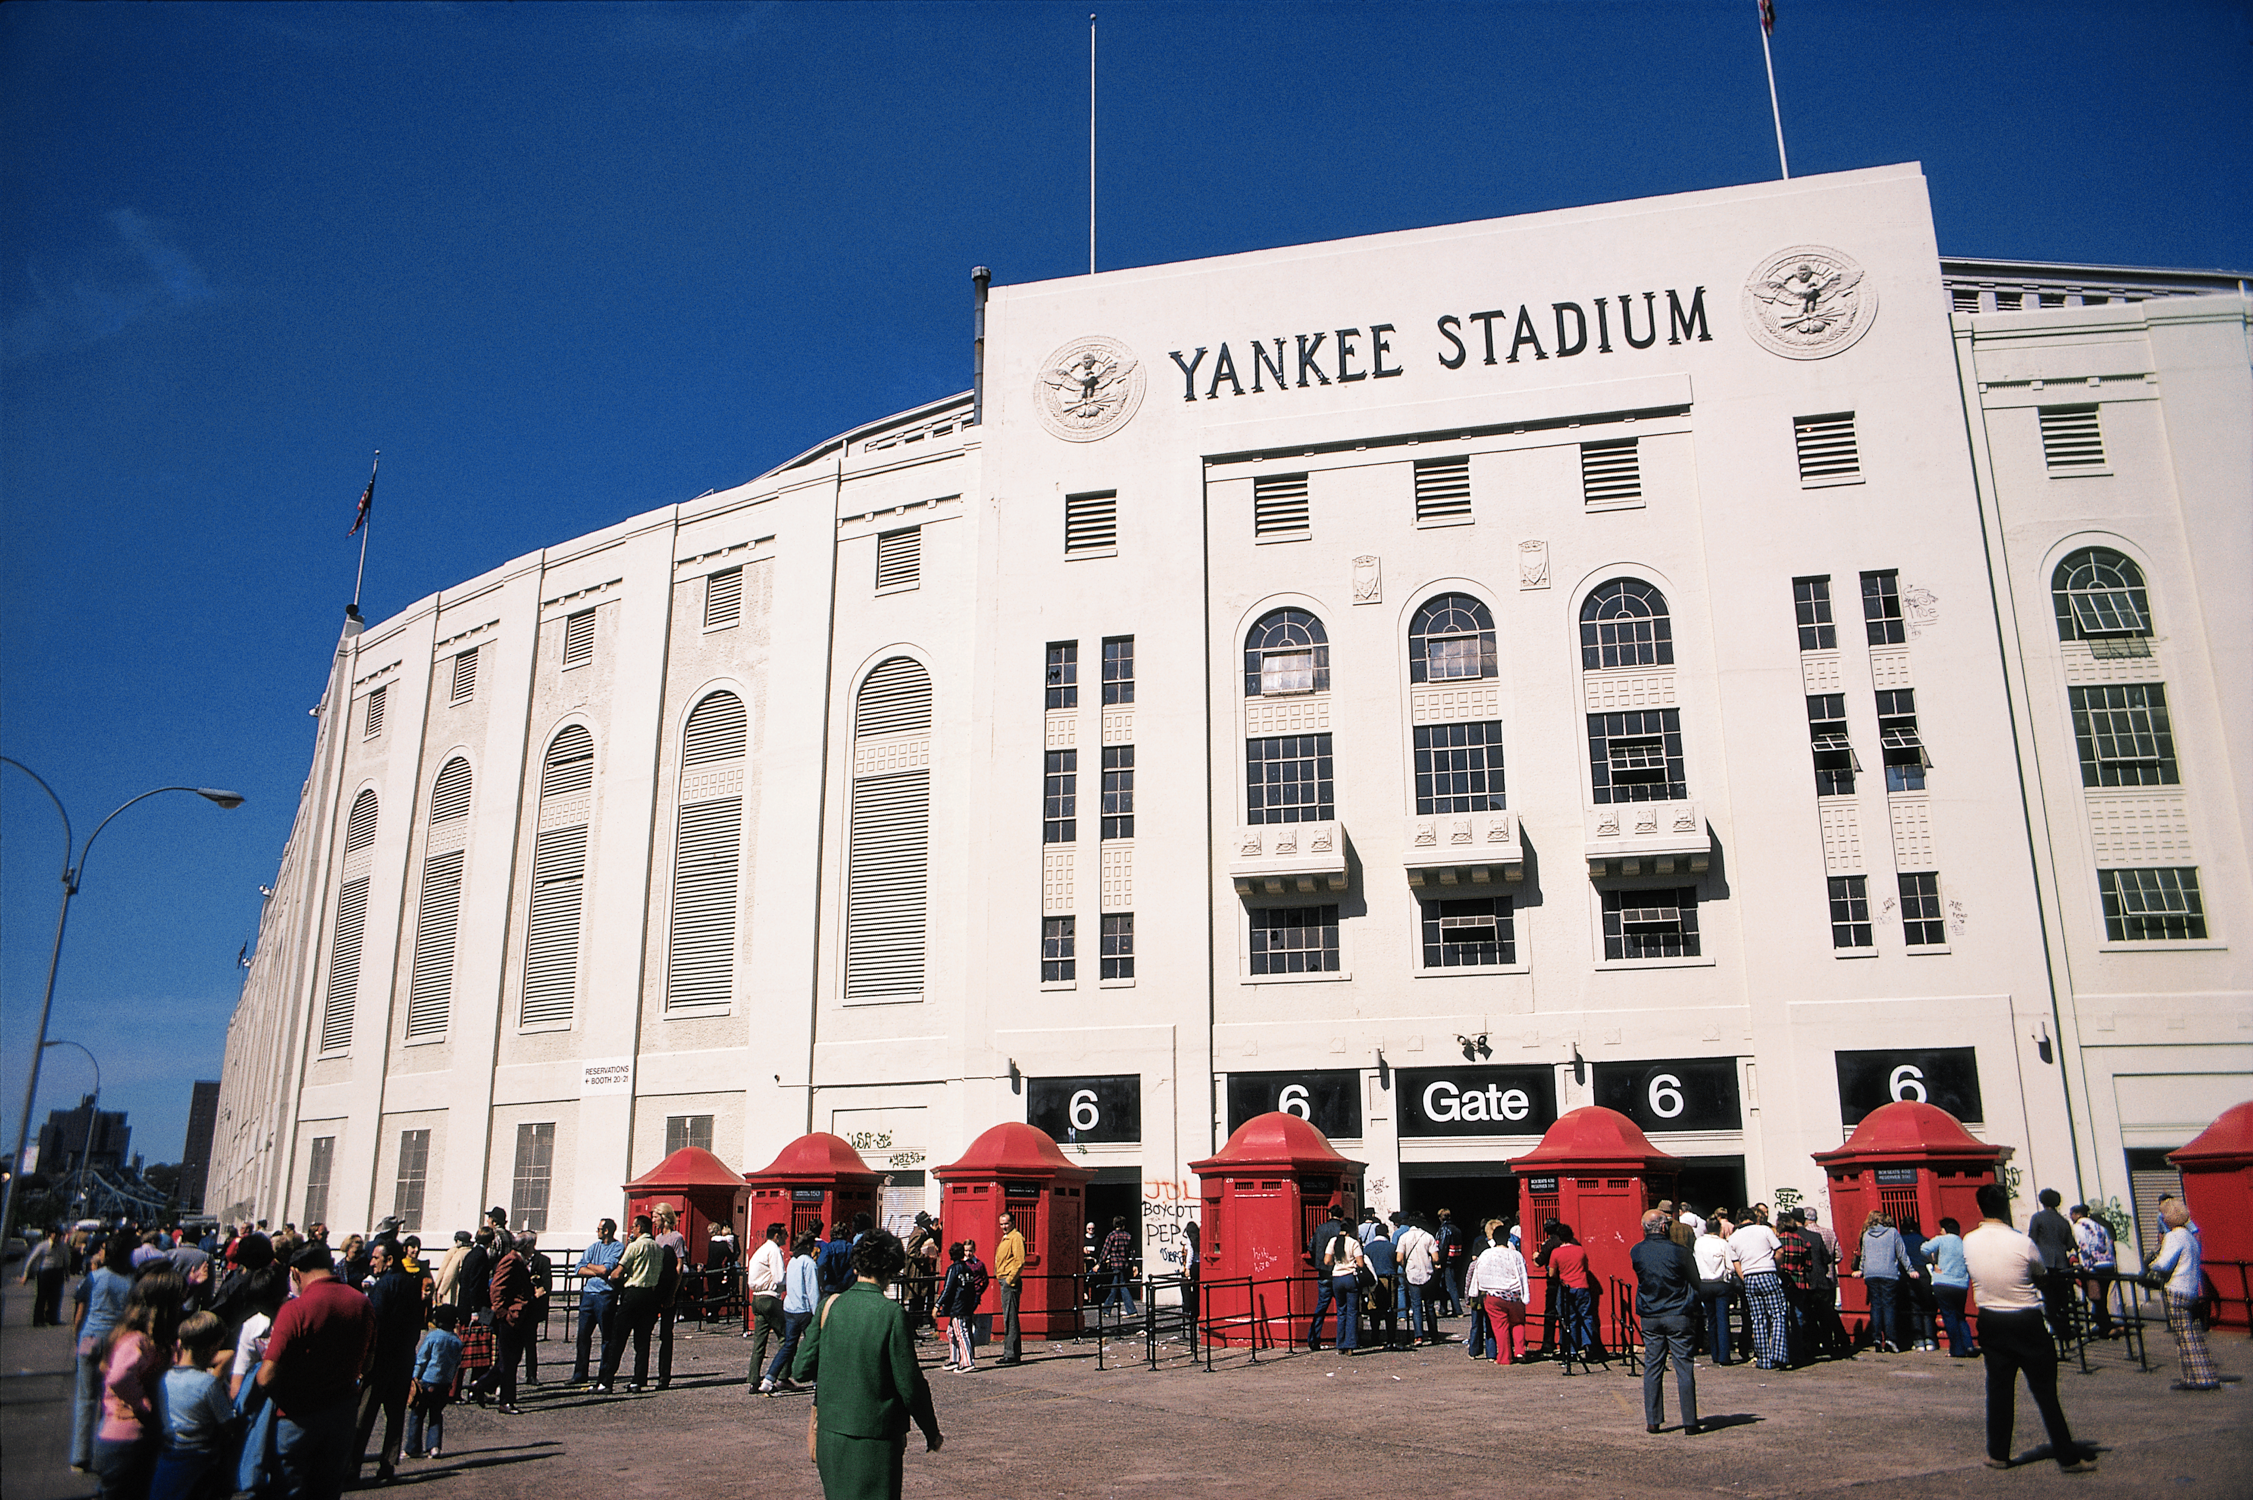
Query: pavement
[[4, 1287, 2247, 1500]]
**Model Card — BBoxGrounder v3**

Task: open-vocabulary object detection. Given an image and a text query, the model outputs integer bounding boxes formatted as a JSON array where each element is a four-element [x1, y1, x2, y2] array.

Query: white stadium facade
[[211, 164, 2251, 1270]]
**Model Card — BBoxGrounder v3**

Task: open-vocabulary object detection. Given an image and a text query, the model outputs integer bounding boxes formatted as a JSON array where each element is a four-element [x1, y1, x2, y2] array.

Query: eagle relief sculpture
[[1742, 245, 1878, 359], [1035, 335, 1147, 441]]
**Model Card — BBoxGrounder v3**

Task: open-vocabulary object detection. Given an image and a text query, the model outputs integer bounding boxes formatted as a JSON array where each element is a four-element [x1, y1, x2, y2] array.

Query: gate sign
[[1591, 1057, 1742, 1133], [1027, 1074, 1141, 1144], [1397, 1065, 1558, 1137], [1226, 1069, 1362, 1138], [1834, 1047, 1983, 1127]]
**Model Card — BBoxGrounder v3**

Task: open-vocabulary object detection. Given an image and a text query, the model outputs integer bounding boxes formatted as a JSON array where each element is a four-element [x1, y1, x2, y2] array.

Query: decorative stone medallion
[[1742, 245, 1877, 359], [1034, 335, 1146, 442]]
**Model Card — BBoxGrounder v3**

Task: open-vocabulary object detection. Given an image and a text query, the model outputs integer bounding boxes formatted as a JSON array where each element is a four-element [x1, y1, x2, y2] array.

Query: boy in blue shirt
[[150, 1311, 238, 1500], [405, 1306, 465, 1461]]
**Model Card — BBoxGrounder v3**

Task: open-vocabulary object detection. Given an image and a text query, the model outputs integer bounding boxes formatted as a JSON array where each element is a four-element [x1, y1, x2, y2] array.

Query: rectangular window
[[1042, 915, 1076, 982], [665, 1115, 715, 1155], [1253, 472, 1310, 540], [364, 685, 387, 738], [1828, 875, 1873, 949], [1250, 905, 1340, 975], [1794, 577, 1837, 652], [705, 566, 744, 627], [2039, 404, 2106, 472], [1045, 641, 1078, 709], [562, 609, 595, 668], [2098, 867, 2207, 941], [1413, 455, 1473, 525], [1413, 721, 1506, 814], [1101, 636, 1135, 705], [303, 1136, 334, 1229], [393, 1128, 430, 1233], [1602, 887, 1700, 960], [1064, 491, 1118, 554], [1101, 745, 1134, 840], [1421, 896, 1514, 968], [1876, 688, 1928, 791], [450, 647, 479, 703], [510, 1122, 555, 1233], [1793, 413, 1861, 485], [1587, 709, 1686, 804], [1580, 437, 1641, 505], [1101, 912, 1135, 980], [1043, 750, 1077, 843], [1807, 693, 1858, 796], [875, 528, 920, 592], [1899, 872, 1947, 946], [2070, 684, 2178, 787], [1861, 570, 1905, 645], [1246, 734, 1334, 823]]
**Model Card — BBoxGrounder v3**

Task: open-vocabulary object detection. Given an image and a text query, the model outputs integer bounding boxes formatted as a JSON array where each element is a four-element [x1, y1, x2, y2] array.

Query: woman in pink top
[[95, 1270, 184, 1499], [1545, 1226, 1597, 1359]]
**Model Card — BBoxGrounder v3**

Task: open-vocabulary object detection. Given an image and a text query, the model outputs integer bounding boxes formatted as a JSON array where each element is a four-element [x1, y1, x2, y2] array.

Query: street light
[[40, 1040, 100, 1215], [0, 758, 243, 1265]]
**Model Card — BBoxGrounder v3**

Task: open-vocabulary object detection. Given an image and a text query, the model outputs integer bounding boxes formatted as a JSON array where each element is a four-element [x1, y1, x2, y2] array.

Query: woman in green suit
[[792, 1229, 943, 1499]]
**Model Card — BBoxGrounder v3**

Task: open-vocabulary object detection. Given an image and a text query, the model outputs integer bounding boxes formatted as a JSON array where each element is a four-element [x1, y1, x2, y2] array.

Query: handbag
[[806, 1295, 836, 1464]]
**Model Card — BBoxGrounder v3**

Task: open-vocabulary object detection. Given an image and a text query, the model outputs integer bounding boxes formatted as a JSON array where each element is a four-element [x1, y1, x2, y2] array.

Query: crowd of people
[[14, 1178, 2224, 1499]]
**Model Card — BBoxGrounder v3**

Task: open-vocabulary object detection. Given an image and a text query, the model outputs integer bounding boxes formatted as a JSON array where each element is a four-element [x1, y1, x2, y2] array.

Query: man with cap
[[258, 1242, 376, 1500]]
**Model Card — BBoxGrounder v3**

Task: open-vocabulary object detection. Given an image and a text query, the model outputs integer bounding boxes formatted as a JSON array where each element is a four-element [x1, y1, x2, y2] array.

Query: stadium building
[[210, 163, 2250, 1268]]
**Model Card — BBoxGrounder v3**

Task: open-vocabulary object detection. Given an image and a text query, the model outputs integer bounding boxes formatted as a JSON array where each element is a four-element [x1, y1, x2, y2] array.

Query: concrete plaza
[[5, 1292, 2246, 1500]]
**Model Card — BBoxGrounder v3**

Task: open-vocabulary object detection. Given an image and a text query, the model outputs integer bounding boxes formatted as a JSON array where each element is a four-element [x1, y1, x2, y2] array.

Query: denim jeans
[[1307, 1275, 1337, 1347], [1866, 1276, 1902, 1349], [73, 1349, 103, 1468], [1330, 1279, 1361, 1350], [1699, 1280, 1734, 1364], [573, 1290, 616, 1379], [403, 1392, 448, 1457], [1559, 1285, 1597, 1355], [1465, 1294, 1489, 1358], [1103, 1270, 1139, 1317], [766, 1309, 813, 1384], [1397, 1278, 1429, 1340], [276, 1396, 360, 1500], [1935, 1283, 1977, 1355]]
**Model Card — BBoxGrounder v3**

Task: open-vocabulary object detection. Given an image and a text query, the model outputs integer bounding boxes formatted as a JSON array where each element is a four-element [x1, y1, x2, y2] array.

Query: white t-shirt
[[1396, 1226, 1436, 1284], [1323, 1232, 1366, 1280], [1728, 1224, 1783, 1278], [1694, 1233, 1740, 1282], [745, 1238, 788, 1295], [1961, 1221, 2044, 1312], [231, 1310, 273, 1379], [1679, 1211, 1707, 1237]]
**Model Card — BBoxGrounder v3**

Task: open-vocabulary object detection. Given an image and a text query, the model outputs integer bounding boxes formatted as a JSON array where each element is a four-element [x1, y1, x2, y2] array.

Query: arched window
[[1408, 594, 1496, 683], [670, 692, 746, 1013], [1244, 609, 1330, 697], [2052, 547, 2152, 641], [847, 659, 933, 1000], [407, 759, 472, 1041], [1580, 579, 1673, 670], [524, 726, 594, 1028], [429, 757, 473, 822], [344, 790, 379, 855]]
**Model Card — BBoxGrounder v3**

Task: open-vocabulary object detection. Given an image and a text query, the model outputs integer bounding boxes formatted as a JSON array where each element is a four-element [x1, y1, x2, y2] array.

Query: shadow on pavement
[[1691, 1413, 1763, 1432]]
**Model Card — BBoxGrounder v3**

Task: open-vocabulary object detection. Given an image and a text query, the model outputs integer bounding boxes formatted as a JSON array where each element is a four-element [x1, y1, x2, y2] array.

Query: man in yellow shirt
[[993, 1213, 1028, 1366], [594, 1215, 663, 1393]]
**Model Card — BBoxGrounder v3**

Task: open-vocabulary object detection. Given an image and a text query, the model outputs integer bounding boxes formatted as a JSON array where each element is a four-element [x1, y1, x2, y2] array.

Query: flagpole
[[1088, 13, 1097, 275], [352, 451, 379, 612], [1759, 2, 1790, 180]]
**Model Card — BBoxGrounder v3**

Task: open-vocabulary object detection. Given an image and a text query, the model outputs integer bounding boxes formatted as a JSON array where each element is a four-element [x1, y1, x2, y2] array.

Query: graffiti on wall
[[1144, 1177, 1200, 1268]]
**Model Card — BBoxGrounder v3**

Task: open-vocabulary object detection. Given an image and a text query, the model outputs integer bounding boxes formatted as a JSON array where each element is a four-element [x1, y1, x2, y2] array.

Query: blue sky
[[4, 0, 2249, 1174]]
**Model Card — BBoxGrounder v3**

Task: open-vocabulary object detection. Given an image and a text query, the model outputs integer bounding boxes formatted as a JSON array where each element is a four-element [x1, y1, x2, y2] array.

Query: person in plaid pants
[[2150, 1200, 2218, 1391]]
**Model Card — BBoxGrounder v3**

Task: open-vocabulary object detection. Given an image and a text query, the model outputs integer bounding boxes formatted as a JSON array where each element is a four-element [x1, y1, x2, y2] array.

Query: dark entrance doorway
[[1400, 1164, 1519, 1235], [1083, 1167, 1143, 1274], [1673, 1155, 1747, 1221]]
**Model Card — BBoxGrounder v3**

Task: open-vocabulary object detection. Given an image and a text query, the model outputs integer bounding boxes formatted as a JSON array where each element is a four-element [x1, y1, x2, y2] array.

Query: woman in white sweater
[[1467, 1218, 1530, 1364]]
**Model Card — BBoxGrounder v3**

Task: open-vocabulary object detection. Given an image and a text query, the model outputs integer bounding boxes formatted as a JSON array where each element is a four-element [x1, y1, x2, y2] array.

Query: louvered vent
[[855, 658, 933, 737], [682, 692, 747, 765], [844, 771, 930, 998], [562, 610, 595, 667], [704, 566, 744, 628], [429, 758, 472, 824], [1065, 491, 1118, 553], [1253, 472, 1311, 539], [666, 798, 740, 1011], [321, 877, 369, 1053], [1413, 456, 1472, 524], [543, 725, 595, 797], [451, 648, 478, 702], [1794, 413, 1862, 485], [344, 790, 379, 855], [521, 824, 586, 1027], [404, 850, 464, 1040], [875, 528, 921, 591], [2039, 405, 2106, 471], [364, 685, 387, 738], [1580, 438, 1641, 505], [1951, 288, 1980, 313]]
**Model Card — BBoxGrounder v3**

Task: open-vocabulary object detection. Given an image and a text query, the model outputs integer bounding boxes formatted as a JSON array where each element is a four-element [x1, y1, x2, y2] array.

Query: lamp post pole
[[0, 760, 243, 1274], [41, 1041, 101, 1217]]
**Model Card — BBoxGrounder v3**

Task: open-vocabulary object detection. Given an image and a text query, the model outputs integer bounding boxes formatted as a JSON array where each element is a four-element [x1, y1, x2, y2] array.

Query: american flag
[[348, 473, 375, 536]]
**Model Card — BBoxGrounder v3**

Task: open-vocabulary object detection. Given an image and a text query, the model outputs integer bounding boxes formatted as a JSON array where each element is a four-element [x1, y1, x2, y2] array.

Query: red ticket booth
[[2170, 1099, 2253, 1328], [1813, 1101, 2006, 1340], [1190, 1112, 1364, 1348], [623, 1146, 751, 1264], [1508, 1106, 1682, 1352], [743, 1132, 883, 1293], [933, 1122, 1093, 1341]]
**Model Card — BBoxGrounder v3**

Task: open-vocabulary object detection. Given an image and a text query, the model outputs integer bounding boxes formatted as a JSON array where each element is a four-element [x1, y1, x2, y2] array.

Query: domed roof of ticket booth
[[746, 1132, 881, 1183], [1510, 1106, 1681, 1171], [935, 1122, 1093, 1182], [624, 1146, 746, 1191], [2171, 1100, 2253, 1168], [1190, 1111, 1363, 1173], [1812, 1101, 2004, 1166]]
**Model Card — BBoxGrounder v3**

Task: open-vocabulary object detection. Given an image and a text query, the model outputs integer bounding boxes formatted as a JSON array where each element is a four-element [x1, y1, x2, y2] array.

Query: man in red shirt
[[1545, 1225, 1597, 1362], [259, 1242, 375, 1500]]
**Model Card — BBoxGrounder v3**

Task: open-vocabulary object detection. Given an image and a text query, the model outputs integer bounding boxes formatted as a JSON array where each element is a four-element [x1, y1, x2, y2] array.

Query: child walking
[[404, 1306, 465, 1461], [149, 1312, 239, 1500]]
